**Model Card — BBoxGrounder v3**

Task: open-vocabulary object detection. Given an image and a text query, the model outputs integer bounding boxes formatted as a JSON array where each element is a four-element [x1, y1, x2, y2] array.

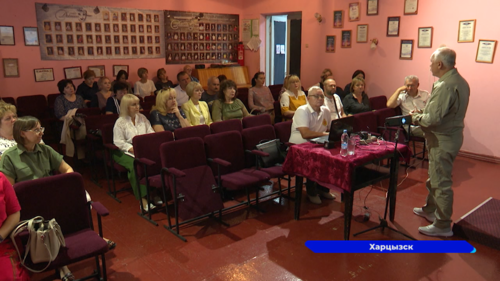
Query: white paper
[[459, 21, 474, 42], [65, 68, 81, 79], [367, 0, 378, 14], [418, 28, 431, 47], [349, 4, 359, 20], [476, 41, 495, 62], [388, 20, 399, 35], [246, 36, 261, 51], [357, 25, 368, 42], [3, 60, 18, 76], [35, 69, 54, 81], [401, 42, 413, 58], [405, 0, 418, 13]]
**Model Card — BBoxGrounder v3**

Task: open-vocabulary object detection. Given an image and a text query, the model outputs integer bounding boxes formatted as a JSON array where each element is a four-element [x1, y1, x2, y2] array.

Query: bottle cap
[[343, 129, 347, 133]]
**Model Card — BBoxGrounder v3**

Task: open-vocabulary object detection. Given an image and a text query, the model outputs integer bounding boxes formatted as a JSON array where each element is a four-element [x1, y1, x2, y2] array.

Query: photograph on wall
[[164, 10, 239, 64], [341, 30, 352, 48], [333, 11, 343, 28], [35, 3, 164, 60], [326, 36, 335, 53]]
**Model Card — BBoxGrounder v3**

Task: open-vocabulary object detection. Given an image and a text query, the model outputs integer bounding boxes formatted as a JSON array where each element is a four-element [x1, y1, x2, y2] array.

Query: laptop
[[310, 115, 356, 144]]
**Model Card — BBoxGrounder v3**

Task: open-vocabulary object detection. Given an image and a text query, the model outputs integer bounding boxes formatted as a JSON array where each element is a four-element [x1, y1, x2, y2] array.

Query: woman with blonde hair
[[280, 75, 306, 120], [0, 101, 17, 157], [91, 76, 113, 110], [181, 81, 212, 126], [150, 88, 190, 132], [112, 94, 156, 211]]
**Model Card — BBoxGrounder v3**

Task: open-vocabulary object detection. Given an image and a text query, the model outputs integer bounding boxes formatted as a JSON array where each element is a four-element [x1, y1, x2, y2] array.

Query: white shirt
[[323, 94, 343, 120], [134, 80, 156, 98], [289, 104, 331, 145], [195, 104, 205, 124], [113, 113, 154, 152], [0, 137, 16, 156], [174, 85, 189, 106], [397, 89, 431, 116]]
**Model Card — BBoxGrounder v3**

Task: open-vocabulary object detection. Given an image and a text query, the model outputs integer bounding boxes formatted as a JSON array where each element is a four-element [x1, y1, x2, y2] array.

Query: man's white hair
[[432, 47, 456, 68], [308, 86, 323, 96]]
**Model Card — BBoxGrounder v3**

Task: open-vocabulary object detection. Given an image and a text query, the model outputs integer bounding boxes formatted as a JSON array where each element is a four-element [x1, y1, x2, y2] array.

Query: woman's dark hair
[[251, 72, 265, 87], [57, 79, 75, 95], [351, 69, 365, 79], [116, 70, 128, 81], [113, 82, 128, 94], [13, 116, 40, 145], [83, 70, 96, 79], [218, 80, 238, 101], [217, 74, 227, 83]]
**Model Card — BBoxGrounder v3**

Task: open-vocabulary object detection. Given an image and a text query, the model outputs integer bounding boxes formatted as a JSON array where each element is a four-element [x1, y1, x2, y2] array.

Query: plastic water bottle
[[348, 133, 356, 156], [340, 129, 349, 157]]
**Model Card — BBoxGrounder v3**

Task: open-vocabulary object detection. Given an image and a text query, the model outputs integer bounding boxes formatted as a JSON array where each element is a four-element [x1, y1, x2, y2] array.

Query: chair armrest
[[135, 157, 155, 166], [246, 149, 269, 157], [208, 158, 231, 167], [104, 143, 119, 151], [90, 201, 109, 216], [161, 167, 186, 178]]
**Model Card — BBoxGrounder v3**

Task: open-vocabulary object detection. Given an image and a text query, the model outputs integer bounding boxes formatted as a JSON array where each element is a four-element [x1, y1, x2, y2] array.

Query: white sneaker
[[418, 225, 453, 237], [141, 202, 156, 213], [317, 190, 336, 200], [308, 194, 322, 205], [413, 207, 436, 223], [154, 196, 163, 205]]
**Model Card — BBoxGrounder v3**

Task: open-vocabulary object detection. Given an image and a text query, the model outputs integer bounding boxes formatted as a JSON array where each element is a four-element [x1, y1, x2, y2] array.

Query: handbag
[[256, 139, 283, 168], [10, 216, 66, 272]]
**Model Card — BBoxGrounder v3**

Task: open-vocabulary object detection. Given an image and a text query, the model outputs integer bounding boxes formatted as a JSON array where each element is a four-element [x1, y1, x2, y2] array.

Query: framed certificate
[[88, 65, 105, 78], [333, 10, 344, 28], [404, 0, 418, 15], [418, 27, 433, 48], [367, 0, 378, 15], [2, 58, 19, 77], [23, 27, 39, 46], [348, 3, 360, 22], [341, 30, 352, 48], [34, 68, 55, 82], [475, 40, 497, 63], [113, 65, 129, 76], [387, 17, 400, 37], [326, 35, 335, 53], [0, 26, 15, 45], [458, 19, 476, 43], [400, 40, 414, 60], [64, 66, 82, 80], [357, 24, 368, 43]]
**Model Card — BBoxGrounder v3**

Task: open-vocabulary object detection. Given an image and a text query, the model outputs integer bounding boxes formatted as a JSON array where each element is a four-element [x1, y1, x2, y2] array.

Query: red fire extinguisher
[[237, 42, 244, 66]]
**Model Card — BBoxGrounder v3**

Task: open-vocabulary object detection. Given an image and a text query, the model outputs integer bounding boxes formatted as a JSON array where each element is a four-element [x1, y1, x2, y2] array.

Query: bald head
[[323, 78, 337, 96], [207, 76, 220, 94]]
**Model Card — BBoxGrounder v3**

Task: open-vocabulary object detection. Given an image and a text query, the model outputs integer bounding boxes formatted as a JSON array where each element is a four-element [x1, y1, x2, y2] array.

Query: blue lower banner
[[305, 240, 476, 253]]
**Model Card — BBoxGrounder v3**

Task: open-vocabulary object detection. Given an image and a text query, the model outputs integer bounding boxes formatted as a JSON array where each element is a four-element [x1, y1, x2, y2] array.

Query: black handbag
[[256, 139, 283, 168]]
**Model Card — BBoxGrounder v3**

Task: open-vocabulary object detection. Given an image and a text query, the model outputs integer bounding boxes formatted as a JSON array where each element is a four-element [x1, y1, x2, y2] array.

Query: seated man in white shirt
[[387, 75, 430, 137], [322, 78, 346, 120], [289, 86, 336, 204], [174, 71, 191, 106]]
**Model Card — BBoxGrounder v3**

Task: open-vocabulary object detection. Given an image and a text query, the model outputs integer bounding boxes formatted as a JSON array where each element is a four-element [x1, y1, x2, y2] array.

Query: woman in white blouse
[[134, 67, 156, 98], [181, 82, 212, 126], [112, 94, 156, 211]]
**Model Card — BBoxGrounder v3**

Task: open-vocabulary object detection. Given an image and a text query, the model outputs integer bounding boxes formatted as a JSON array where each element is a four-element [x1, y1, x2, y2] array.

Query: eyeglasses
[[25, 127, 45, 134], [309, 95, 325, 99]]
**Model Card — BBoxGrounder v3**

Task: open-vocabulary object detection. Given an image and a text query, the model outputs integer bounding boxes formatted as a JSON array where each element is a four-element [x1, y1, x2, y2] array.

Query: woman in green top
[[211, 80, 250, 122]]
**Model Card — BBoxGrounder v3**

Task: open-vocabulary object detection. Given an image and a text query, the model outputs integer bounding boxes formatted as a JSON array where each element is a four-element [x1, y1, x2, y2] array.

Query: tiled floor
[[32, 156, 500, 281]]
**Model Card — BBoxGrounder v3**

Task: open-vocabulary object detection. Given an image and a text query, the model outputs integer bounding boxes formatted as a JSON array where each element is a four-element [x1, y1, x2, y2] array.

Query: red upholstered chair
[[174, 124, 210, 140], [76, 107, 102, 116], [101, 123, 129, 202], [274, 120, 293, 150], [132, 131, 174, 224], [273, 101, 282, 123], [14, 173, 109, 280], [242, 114, 272, 128], [1, 97, 15, 106], [160, 137, 225, 241], [47, 93, 59, 112], [16, 95, 48, 119], [369, 95, 388, 110], [144, 95, 156, 103], [269, 84, 283, 101], [238, 87, 249, 109], [353, 111, 379, 134], [140, 101, 155, 111], [204, 131, 270, 211], [210, 119, 243, 134]]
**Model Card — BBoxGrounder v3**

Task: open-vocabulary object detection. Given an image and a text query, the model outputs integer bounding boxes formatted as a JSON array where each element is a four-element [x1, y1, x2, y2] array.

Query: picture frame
[[341, 30, 352, 48], [404, 0, 418, 15], [34, 68, 54, 82], [475, 39, 497, 63], [113, 65, 129, 76], [2, 58, 19, 77], [400, 40, 414, 60], [23, 27, 39, 46], [64, 66, 82, 80], [88, 65, 105, 78], [387, 17, 400, 37], [367, 0, 378, 15], [0, 26, 15, 45], [326, 35, 335, 53], [357, 24, 368, 43], [458, 19, 476, 43], [348, 2, 360, 22], [333, 10, 344, 28], [418, 27, 433, 48]]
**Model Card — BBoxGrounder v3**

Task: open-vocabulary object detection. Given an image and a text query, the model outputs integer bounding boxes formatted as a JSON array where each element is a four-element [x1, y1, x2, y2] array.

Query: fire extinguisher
[[237, 42, 244, 66]]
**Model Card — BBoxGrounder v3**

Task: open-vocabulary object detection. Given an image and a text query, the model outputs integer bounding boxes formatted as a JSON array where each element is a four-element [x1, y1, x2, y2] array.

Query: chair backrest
[[161, 137, 207, 171], [353, 111, 378, 133], [174, 124, 210, 140], [144, 96, 156, 103], [374, 107, 397, 129], [273, 101, 282, 123], [77, 107, 101, 116], [47, 93, 59, 110], [133, 131, 174, 178], [369, 95, 388, 110], [210, 119, 243, 134], [1, 97, 16, 106], [14, 173, 90, 235], [274, 120, 292, 144], [241, 125, 277, 167], [140, 101, 155, 111], [204, 131, 245, 175], [101, 123, 114, 145], [16, 95, 48, 119], [269, 84, 282, 101], [238, 88, 249, 110], [242, 114, 272, 128], [85, 114, 118, 134]]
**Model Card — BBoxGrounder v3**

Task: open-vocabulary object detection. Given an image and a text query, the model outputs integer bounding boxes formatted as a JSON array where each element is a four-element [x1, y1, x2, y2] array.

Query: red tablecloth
[[282, 141, 411, 192]]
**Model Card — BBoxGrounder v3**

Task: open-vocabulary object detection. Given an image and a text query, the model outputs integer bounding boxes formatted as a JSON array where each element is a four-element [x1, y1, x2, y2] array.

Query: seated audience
[[212, 80, 250, 122], [201, 76, 220, 112], [280, 75, 306, 120], [111, 70, 133, 94], [182, 82, 212, 126], [54, 79, 85, 120], [174, 71, 191, 106], [343, 70, 365, 97], [0, 101, 17, 157], [323, 78, 346, 120], [134, 68, 155, 98], [91, 77, 112, 110], [387, 75, 430, 137], [183, 65, 199, 83], [343, 77, 371, 115], [155, 68, 174, 92], [105, 82, 128, 115], [112, 94, 157, 211], [249, 72, 275, 121], [280, 75, 291, 95], [217, 74, 227, 84], [76, 70, 99, 103], [315, 68, 332, 88], [150, 89, 190, 132]]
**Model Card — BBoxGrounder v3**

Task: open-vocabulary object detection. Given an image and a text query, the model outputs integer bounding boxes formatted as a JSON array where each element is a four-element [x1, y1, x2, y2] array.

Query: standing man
[[183, 65, 199, 83], [201, 76, 220, 112], [323, 78, 346, 120], [387, 75, 431, 137], [174, 71, 191, 106], [411, 47, 470, 237]]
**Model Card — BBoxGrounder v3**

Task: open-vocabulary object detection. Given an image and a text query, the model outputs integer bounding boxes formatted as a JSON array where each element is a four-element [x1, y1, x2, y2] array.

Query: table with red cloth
[[282, 141, 411, 240]]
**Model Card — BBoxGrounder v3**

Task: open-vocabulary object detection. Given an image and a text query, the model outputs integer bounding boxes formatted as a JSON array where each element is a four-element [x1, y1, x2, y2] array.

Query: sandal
[[61, 272, 75, 281], [105, 239, 116, 250]]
